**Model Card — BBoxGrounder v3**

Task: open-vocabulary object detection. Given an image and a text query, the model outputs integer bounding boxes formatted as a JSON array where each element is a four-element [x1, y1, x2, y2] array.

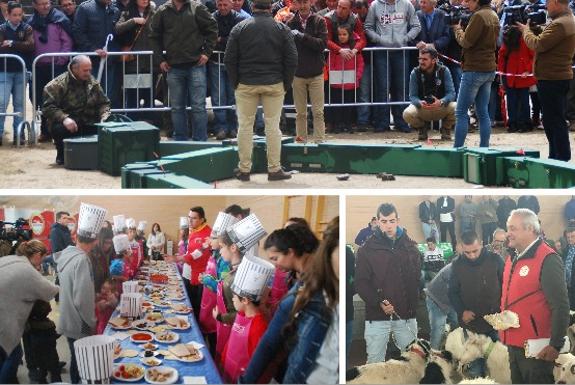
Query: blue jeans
[[460, 219, 476, 235], [357, 62, 372, 125], [421, 221, 440, 241], [426, 296, 458, 350], [373, 50, 409, 131], [167, 65, 209, 141], [447, 63, 463, 97], [208, 61, 237, 133], [364, 318, 418, 363], [505, 86, 530, 126], [91, 59, 121, 109], [67, 337, 80, 384], [0, 71, 26, 140], [0, 344, 22, 383], [454, 71, 495, 147], [538, 79, 571, 161]]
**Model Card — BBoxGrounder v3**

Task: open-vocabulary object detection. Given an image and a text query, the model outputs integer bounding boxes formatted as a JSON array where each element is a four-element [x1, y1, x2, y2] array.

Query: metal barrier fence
[[29, 46, 419, 139], [0, 54, 32, 147]]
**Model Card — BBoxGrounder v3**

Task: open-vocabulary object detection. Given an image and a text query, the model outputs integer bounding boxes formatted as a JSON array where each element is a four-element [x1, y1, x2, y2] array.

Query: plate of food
[[145, 312, 165, 324], [113, 364, 145, 382], [132, 320, 154, 330], [165, 317, 190, 330], [140, 350, 161, 358], [152, 300, 171, 308], [154, 331, 180, 344], [131, 332, 154, 344], [170, 303, 192, 314], [168, 343, 203, 363], [150, 273, 169, 285], [145, 366, 178, 384], [109, 317, 131, 330], [142, 342, 159, 351], [140, 356, 163, 366]]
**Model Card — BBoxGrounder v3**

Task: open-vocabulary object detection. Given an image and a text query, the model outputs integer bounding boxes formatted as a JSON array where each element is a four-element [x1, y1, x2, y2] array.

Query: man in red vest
[[501, 208, 570, 384]]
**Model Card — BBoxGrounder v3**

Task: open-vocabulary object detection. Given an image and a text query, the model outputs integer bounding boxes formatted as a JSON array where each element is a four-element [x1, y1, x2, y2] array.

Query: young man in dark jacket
[[286, 0, 327, 143], [448, 230, 503, 377], [355, 202, 421, 363]]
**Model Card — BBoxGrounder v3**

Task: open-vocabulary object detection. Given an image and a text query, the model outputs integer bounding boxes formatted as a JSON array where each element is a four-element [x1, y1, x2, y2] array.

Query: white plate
[[144, 366, 178, 384], [154, 331, 180, 344], [140, 356, 163, 366], [172, 344, 204, 363], [132, 320, 154, 330], [131, 332, 155, 344], [113, 364, 145, 382], [139, 350, 161, 358]]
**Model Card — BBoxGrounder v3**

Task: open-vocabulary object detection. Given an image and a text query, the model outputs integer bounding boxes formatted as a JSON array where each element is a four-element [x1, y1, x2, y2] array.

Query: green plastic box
[[161, 147, 238, 182], [504, 156, 575, 188], [464, 147, 540, 186], [158, 141, 224, 157], [97, 121, 160, 176], [144, 172, 213, 189]]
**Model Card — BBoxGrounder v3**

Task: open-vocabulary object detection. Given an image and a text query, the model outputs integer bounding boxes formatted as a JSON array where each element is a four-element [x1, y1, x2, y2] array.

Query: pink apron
[[269, 268, 289, 316], [215, 280, 232, 361], [222, 312, 252, 383], [198, 256, 217, 334]]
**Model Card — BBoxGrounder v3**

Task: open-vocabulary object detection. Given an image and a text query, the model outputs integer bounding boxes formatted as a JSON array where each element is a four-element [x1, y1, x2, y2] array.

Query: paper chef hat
[[74, 335, 116, 383], [77, 203, 107, 239], [211, 212, 239, 238], [231, 255, 275, 302], [113, 234, 130, 254], [179, 216, 189, 229], [113, 215, 126, 233], [126, 218, 136, 229], [137, 221, 147, 231], [226, 214, 267, 254]]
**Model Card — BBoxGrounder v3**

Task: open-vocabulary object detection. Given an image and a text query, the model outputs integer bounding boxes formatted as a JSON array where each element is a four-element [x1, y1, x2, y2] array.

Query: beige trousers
[[235, 82, 285, 173], [402, 102, 457, 129], [292, 74, 325, 141]]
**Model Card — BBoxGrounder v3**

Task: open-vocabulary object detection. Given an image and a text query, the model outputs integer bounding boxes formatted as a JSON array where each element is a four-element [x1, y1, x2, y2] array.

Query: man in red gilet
[[501, 208, 570, 384]]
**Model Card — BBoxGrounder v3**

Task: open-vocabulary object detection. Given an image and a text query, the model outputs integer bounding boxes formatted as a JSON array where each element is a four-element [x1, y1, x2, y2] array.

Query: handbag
[[121, 16, 148, 63]]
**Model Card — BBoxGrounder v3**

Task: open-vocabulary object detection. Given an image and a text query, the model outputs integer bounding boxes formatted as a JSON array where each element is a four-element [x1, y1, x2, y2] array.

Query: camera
[[439, 3, 472, 26], [424, 95, 435, 104], [504, 3, 547, 26]]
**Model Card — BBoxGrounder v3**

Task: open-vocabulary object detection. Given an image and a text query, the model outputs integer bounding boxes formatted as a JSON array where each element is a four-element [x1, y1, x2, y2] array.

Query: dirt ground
[[0, 123, 557, 189]]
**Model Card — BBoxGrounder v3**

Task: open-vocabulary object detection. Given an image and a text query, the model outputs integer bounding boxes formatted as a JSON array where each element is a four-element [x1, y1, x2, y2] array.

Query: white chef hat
[[113, 234, 130, 254], [231, 254, 276, 302], [179, 216, 189, 229], [137, 221, 147, 231], [226, 214, 267, 254], [211, 212, 239, 238], [113, 215, 126, 234], [77, 203, 107, 239], [126, 218, 136, 229]]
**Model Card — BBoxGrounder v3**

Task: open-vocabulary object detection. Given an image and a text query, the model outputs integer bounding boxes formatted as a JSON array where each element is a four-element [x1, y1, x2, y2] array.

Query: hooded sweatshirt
[[364, 0, 421, 48], [0, 255, 58, 355], [55, 245, 97, 339]]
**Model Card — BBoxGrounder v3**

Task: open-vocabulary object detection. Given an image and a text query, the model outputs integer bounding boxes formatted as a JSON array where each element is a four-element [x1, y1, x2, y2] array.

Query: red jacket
[[328, 38, 364, 90], [500, 240, 553, 348], [497, 38, 536, 89], [183, 223, 212, 285]]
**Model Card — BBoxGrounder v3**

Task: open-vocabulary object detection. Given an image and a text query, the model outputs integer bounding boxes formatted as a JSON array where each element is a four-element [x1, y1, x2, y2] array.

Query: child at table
[[95, 279, 118, 334]]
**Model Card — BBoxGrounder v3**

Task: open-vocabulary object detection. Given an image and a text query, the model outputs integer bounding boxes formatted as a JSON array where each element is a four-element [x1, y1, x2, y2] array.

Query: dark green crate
[[144, 173, 213, 189], [503, 157, 530, 188], [158, 141, 224, 157], [503, 157, 575, 188], [64, 135, 99, 170], [161, 147, 238, 182], [97, 121, 160, 176], [127, 168, 168, 188], [281, 143, 333, 172], [464, 148, 540, 186], [320, 143, 421, 174], [121, 162, 158, 188]]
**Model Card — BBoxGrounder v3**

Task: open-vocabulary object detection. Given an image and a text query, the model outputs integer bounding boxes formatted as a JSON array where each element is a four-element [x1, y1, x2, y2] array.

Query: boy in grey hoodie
[[364, 0, 420, 132], [55, 236, 98, 384]]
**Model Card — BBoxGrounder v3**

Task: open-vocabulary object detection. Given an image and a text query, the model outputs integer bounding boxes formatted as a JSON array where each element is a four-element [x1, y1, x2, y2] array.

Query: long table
[[105, 262, 222, 384]]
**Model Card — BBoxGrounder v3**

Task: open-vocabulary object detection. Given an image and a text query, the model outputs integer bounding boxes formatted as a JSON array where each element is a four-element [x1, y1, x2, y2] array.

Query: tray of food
[[168, 343, 203, 363], [170, 303, 192, 314], [144, 312, 165, 324], [165, 317, 190, 330], [113, 364, 145, 382], [154, 331, 180, 344], [145, 366, 178, 384], [131, 332, 154, 344], [109, 317, 132, 330], [141, 356, 163, 366]]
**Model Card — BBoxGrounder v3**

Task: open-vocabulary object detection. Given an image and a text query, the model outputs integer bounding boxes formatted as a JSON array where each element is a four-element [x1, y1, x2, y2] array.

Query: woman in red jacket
[[182, 207, 212, 320], [498, 25, 536, 133]]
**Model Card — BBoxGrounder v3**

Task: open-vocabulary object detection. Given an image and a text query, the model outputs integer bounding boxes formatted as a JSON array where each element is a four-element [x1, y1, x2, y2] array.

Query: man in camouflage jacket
[[42, 55, 110, 165]]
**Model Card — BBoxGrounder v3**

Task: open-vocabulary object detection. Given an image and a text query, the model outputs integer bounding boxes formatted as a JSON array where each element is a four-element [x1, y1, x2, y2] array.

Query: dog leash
[[382, 299, 419, 343]]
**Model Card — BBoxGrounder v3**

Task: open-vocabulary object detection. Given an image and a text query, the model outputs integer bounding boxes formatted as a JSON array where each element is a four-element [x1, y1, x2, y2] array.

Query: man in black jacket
[[448, 230, 503, 377], [286, 0, 327, 143], [224, 0, 297, 181]]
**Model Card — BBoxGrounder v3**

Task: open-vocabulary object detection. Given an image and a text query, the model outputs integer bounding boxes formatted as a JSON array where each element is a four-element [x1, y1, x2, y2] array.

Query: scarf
[[27, 8, 72, 43]]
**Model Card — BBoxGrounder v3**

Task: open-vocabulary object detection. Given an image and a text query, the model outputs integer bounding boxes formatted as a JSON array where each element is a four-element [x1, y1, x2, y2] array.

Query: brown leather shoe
[[268, 168, 292, 181], [234, 168, 250, 182]]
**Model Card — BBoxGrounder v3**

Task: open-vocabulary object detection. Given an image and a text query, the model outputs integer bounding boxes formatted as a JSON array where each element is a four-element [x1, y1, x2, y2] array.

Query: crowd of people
[[0, 0, 574, 167], [348, 195, 575, 383], [0, 201, 339, 384]]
